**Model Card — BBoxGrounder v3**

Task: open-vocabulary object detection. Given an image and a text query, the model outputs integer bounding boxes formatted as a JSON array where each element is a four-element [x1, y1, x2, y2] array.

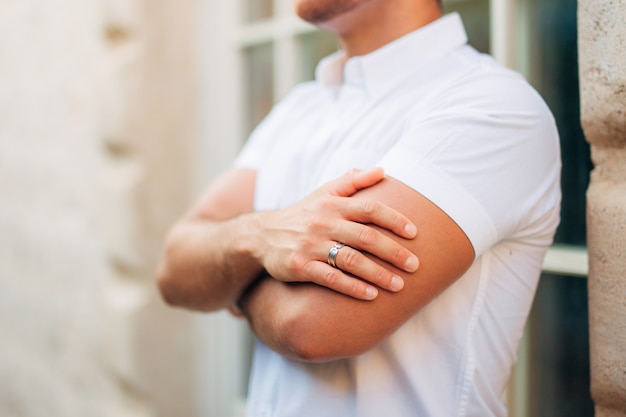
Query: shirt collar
[[315, 13, 468, 97]]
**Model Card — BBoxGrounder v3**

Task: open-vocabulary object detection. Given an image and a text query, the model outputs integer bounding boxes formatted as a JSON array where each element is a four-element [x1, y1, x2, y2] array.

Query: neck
[[321, 1, 443, 58]]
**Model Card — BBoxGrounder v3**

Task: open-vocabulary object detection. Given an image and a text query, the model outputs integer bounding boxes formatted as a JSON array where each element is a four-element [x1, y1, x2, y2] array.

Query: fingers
[[302, 259, 380, 301], [334, 221, 419, 273], [324, 168, 385, 197], [300, 241, 410, 300], [332, 244, 406, 292], [340, 197, 418, 240], [263, 168, 420, 301]]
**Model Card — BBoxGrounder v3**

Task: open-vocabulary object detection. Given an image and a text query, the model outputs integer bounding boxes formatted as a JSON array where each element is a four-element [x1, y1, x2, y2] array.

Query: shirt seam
[[455, 252, 492, 417]]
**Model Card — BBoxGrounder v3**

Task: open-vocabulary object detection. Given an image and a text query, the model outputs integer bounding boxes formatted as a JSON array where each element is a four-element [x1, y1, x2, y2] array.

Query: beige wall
[[579, 0, 626, 416], [0, 1, 201, 416]]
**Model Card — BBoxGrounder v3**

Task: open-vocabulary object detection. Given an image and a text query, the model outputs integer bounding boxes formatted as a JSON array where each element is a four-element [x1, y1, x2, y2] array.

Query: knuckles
[[304, 214, 326, 232], [295, 234, 316, 253], [360, 200, 379, 217], [323, 269, 339, 287], [342, 248, 360, 269], [286, 252, 308, 275], [357, 226, 377, 247], [316, 195, 338, 211], [372, 266, 388, 286], [391, 246, 406, 265], [349, 279, 361, 297]]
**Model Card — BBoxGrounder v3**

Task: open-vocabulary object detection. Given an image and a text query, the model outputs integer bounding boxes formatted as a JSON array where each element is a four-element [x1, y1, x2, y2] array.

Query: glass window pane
[[514, 0, 592, 414], [297, 30, 339, 82], [243, 42, 274, 135], [444, 0, 491, 53], [243, 0, 274, 23], [525, 274, 594, 417], [520, 0, 591, 246]]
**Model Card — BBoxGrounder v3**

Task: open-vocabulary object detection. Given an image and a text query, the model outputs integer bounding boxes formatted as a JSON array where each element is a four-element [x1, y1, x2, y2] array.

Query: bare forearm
[[240, 278, 318, 361], [156, 168, 421, 314], [240, 275, 390, 363], [239, 177, 475, 363], [157, 213, 264, 312]]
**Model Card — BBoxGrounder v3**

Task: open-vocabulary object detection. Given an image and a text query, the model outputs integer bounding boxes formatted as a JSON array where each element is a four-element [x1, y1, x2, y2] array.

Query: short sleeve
[[232, 104, 287, 171], [379, 78, 561, 257], [233, 127, 271, 170]]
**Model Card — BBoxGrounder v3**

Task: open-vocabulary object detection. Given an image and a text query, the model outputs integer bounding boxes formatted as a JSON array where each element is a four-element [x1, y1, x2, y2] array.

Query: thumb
[[325, 167, 385, 197]]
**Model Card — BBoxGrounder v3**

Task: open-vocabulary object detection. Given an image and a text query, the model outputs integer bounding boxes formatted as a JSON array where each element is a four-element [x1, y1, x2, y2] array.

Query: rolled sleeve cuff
[[380, 151, 498, 258]]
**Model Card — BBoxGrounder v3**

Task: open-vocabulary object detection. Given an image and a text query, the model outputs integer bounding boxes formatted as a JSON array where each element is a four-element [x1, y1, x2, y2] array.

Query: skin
[[294, 0, 442, 57], [157, 0, 474, 362], [242, 177, 474, 361], [158, 168, 419, 310]]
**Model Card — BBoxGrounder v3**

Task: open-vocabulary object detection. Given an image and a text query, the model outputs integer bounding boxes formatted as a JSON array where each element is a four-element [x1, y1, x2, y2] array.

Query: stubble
[[294, 0, 367, 24]]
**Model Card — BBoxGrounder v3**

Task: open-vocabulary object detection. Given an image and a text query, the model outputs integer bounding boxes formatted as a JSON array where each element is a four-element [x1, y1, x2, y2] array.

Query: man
[[157, 0, 561, 415]]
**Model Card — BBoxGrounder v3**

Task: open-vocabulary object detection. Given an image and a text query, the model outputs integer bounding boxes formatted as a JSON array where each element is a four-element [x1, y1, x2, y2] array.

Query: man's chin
[[294, 0, 362, 25]]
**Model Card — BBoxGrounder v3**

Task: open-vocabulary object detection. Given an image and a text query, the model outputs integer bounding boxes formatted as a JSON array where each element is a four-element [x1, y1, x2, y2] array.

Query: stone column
[[579, 1, 626, 416]]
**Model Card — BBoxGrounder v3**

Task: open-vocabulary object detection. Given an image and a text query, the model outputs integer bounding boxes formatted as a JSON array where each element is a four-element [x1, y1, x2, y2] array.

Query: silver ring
[[327, 242, 345, 268]]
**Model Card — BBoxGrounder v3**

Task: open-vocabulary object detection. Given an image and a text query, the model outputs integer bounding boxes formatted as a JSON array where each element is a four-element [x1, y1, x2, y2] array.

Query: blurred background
[[0, 0, 592, 416]]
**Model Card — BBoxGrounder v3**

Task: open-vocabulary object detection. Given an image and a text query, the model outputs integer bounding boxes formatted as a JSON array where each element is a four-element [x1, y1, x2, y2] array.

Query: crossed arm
[[157, 167, 474, 362]]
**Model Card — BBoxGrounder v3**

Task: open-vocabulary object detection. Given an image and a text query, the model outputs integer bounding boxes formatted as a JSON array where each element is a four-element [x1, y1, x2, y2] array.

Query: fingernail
[[365, 286, 378, 300], [404, 223, 417, 237], [405, 256, 419, 272], [390, 275, 404, 291]]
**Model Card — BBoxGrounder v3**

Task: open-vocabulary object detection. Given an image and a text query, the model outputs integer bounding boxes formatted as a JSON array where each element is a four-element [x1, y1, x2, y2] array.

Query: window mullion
[[274, 31, 297, 100], [274, 0, 297, 100], [490, 0, 517, 67]]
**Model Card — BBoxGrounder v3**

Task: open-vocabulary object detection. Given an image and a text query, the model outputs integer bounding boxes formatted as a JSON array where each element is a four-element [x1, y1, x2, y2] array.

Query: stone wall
[[0, 1, 201, 416], [579, 0, 626, 416]]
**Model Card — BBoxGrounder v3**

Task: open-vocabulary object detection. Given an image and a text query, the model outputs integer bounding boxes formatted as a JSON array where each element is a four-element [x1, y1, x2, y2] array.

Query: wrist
[[230, 210, 268, 265], [236, 269, 268, 316]]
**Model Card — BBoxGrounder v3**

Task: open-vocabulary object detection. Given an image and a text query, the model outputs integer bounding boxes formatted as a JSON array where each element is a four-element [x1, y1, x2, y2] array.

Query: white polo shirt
[[235, 13, 561, 417]]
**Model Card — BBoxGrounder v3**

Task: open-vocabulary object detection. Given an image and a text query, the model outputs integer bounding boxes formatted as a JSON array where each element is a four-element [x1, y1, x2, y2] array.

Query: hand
[[253, 168, 419, 300]]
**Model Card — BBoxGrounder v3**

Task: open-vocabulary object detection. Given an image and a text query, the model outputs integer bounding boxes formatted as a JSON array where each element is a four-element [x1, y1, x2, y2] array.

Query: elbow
[[155, 232, 189, 309], [283, 328, 326, 363], [156, 258, 212, 311], [154, 221, 227, 313], [277, 304, 364, 363], [155, 226, 181, 307], [155, 238, 222, 312], [155, 256, 180, 307], [281, 319, 329, 363], [155, 256, 211, 311]]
